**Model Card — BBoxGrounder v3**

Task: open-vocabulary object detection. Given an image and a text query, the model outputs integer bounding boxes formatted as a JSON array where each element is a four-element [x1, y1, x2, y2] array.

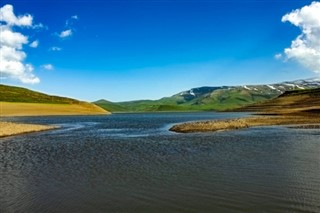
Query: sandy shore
[[170, 114, 320, 133], [0, 102, 109, 138], [0, 122, 58, 138]]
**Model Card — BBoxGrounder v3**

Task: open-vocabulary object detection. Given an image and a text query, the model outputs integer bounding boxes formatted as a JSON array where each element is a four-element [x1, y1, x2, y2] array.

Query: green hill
[[0, 84, 109, 116], [0, 84, 79, 104]]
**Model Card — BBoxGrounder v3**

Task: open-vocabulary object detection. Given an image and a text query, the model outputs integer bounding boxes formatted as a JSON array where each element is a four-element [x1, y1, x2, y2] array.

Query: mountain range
[[95, 78, 320, 112]]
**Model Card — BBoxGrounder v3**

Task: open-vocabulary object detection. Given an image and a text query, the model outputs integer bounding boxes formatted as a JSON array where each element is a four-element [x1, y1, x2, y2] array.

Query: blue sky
[[1, 0, 319, 101]]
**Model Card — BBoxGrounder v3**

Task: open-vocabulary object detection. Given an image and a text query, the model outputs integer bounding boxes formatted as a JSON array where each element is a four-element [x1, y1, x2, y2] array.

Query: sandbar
[[170, 115, 320, 133], [0, 122, 58, 138]]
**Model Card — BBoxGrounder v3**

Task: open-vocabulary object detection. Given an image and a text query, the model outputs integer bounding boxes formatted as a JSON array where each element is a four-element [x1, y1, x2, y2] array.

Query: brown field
[[0, 102, 110, 117], [238, 89, 320, 114]]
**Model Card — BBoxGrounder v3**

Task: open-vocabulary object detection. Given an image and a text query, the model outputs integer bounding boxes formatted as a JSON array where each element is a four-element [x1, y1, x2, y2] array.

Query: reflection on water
[[1, 113, 320, 213]]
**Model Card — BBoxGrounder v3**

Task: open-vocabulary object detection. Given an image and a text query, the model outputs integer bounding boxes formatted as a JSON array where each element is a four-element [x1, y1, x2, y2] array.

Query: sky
[[1, 0, 319, 102]]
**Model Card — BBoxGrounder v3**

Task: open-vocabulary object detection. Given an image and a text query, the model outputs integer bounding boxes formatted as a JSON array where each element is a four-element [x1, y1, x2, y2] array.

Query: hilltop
[[95, 78, 320, 112], [0, 84, 109, 116], [0, 84, 81, 104]]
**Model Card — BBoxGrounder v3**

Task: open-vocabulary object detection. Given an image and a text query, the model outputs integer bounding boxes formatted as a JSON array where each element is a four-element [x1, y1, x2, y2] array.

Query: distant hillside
[[237, 88, 320, 114], [95, 78, 320, 112], [0, 84, 109, 116], [94, 99, 129, 112], [0, 84, 79, 104]]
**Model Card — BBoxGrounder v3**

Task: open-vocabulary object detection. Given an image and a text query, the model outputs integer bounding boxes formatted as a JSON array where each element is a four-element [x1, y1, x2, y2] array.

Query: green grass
[[0, 84, 79, 104], [94, 99, 129, 112]]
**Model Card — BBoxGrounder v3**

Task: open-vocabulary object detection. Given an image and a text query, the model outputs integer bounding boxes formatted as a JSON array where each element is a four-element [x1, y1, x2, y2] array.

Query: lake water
[[1, 113, 320, 213]]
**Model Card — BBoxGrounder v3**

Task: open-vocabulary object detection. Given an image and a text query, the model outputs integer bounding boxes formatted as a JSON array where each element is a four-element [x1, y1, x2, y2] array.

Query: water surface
[[1, 113, 319, 212]]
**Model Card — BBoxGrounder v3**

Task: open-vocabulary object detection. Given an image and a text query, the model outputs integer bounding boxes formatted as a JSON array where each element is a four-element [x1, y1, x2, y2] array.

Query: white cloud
[[66, 15, 79, 27], [29, 40, 39, 48], [32, 22, 47, 30], [0, 4, 33, 27], [57, 15, 79, 39], [281, 1, 320, 74], [0, 26, 28, 48], [59, 29, 72, 38], [0, 4, 40, 84], [274, 53, 282, 60], [42, 64, 54, 70], [50, 46, 62, 51]]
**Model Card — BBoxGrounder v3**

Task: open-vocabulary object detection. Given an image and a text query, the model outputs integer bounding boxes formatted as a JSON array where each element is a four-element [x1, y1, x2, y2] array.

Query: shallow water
[[1, 113, 320, 213]]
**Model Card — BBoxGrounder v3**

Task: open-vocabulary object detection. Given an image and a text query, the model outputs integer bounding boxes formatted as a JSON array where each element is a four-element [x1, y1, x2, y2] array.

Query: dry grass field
[[0, 102, 109, 117]]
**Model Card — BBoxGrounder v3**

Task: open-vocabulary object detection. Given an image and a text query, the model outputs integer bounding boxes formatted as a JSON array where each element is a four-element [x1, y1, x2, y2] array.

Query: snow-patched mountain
[[177, 78, 320, 100], [95, 78, 320, 112]]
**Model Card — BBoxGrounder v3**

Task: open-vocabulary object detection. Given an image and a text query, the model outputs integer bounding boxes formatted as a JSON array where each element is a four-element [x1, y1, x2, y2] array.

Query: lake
[[1, 113, 319, 213]]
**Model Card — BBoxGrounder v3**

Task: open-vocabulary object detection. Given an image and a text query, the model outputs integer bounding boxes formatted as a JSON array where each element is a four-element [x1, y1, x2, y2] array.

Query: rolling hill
[[0, 84, 109, 116], [0, 84, 80, 104], [95, 78, 320, 112], [236, 87, 320, 114]]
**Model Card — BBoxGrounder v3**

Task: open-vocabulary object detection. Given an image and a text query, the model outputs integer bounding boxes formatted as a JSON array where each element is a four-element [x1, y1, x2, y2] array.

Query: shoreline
[[0, 122, 58, 138], [169, 114, 320, 133], [0, 102, 108, 138]]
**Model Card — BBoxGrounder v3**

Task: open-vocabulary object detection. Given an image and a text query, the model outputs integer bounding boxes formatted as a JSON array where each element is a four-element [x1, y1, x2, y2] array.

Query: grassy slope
[[0, 84, 79, 104], [237, 88, 320, 114], [94, 100, 129, 112], [0, 84, 109, 116], [179, 88, 276, 111], [0, 102, 108, 116]]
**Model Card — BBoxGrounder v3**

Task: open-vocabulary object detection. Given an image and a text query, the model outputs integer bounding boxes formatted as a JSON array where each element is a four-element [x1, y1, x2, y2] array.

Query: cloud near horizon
[[0, 4, 40, 84], [281, 1, 320, 74]]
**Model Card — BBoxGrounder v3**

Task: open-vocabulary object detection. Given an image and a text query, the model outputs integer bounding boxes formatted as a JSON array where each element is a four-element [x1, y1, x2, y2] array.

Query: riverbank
[[0, 122, 58, 138], [170, 114, 320, 133]]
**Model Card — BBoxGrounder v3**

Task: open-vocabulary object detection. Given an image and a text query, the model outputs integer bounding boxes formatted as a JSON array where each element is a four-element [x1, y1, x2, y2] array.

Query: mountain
[[95, 78, 320, 112], [0, 84, 109, 116]]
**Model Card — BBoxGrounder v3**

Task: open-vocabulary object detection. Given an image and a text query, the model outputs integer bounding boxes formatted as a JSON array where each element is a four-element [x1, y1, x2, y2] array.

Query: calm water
[[1, 113, 320, 213]]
